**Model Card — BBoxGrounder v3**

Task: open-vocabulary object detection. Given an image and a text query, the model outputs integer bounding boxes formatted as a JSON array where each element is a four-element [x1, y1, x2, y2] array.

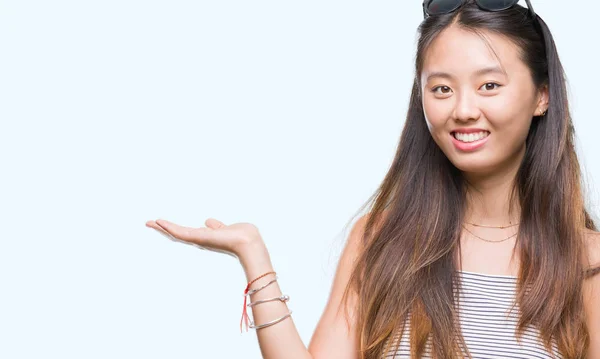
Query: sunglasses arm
[[524, 0, 536, 19]]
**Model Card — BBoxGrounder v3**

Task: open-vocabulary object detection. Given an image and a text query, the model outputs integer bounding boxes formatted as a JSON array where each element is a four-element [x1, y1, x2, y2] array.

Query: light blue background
[[1, 1, 598, 358]]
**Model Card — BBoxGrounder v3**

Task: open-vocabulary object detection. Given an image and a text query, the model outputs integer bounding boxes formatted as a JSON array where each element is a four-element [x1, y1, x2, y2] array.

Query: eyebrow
[[425, 66, 507, 82]]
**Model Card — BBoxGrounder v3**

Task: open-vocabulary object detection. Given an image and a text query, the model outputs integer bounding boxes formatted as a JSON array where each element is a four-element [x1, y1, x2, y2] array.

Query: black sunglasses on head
[[423, 0, 537, 21]]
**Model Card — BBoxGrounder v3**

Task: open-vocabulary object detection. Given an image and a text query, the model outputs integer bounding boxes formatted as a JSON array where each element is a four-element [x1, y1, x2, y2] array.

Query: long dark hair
[[339, 1, 599, 358]]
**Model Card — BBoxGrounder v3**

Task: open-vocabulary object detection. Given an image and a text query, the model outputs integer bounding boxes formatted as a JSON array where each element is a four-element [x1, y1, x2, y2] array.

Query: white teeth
[[453, 131, 489, 143]]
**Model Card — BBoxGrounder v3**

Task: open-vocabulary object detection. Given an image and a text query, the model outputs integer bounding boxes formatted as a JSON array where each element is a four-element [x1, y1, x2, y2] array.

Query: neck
[[462, 145, 525, 226]]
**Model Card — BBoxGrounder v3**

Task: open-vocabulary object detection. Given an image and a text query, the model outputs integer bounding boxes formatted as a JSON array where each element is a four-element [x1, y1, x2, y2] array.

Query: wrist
[[238, 238, 275, 282]]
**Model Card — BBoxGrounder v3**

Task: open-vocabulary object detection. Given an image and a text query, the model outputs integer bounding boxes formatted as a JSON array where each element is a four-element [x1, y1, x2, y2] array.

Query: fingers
[[145, 220, 186, 243], [145, 218, 239, 259], [205, 218, 226, 229], [154, 219, 203, 243], [151, 218, 223, 250], [145, 220, 169, 235]]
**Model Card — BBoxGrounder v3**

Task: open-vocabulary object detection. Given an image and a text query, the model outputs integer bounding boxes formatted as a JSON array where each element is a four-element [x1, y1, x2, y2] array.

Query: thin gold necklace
[[462, 224, 518, 243], [465, 221, 520, 229]]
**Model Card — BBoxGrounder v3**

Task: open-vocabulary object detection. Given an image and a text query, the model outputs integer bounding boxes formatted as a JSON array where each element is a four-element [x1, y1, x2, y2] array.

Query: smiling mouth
[[451, 131, 490, 143]]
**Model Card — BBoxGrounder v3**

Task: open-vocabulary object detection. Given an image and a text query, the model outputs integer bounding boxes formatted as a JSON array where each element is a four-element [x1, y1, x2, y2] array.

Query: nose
[[452, 90, 482, 123]]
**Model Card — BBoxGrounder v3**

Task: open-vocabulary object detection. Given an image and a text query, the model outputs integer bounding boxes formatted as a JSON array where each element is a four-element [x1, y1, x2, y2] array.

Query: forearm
[[239, 240, 312, 359]]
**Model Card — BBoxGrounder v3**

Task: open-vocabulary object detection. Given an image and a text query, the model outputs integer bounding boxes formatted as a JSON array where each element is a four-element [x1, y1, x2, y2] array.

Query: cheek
[[423, 102, 456, 154], [422, 101, 447, 133], [491, 115, 532, 145], [485, 87, 536, 128], [484, 99, 533, 139]]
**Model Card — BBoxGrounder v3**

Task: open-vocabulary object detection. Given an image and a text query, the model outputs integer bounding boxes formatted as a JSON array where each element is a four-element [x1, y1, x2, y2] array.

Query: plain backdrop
[[1, 1, 599, 358]]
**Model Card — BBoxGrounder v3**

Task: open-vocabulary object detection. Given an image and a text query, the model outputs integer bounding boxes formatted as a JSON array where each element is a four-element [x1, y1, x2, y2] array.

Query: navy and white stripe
[[382, 270, 562, 358]]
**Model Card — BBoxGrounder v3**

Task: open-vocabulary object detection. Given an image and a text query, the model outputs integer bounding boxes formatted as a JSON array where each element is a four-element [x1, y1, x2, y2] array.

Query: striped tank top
[[382, 270, 563, 358]]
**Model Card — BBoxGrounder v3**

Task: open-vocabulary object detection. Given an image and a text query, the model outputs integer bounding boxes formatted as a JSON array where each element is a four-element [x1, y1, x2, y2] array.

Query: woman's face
[[420, 25, 548, 175]]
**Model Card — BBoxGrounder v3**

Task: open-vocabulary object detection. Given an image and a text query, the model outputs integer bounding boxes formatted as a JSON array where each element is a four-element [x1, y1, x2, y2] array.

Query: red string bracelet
[[240, 271, 276, 333]]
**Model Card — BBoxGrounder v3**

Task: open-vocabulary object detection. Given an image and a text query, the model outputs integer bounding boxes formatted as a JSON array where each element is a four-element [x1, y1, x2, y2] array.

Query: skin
[[420, 24, 548, 274], [419, 23, 599, 355], [144, 23, 600, 358]]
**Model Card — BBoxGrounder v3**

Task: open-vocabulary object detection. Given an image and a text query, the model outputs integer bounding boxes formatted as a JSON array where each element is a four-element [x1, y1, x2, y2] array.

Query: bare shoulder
[[346, 209, 390, 251], [583, 229, 600, 357], [584, 228, 600, 270], [307, 211, 387, 359]]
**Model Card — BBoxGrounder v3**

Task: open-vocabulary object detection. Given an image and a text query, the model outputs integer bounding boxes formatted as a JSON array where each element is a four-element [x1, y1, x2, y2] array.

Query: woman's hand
[[145, 218, 262, 260]]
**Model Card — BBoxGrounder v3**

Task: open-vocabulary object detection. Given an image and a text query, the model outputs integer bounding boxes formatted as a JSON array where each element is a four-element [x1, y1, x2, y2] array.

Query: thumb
[[205, 218, 226, 229]]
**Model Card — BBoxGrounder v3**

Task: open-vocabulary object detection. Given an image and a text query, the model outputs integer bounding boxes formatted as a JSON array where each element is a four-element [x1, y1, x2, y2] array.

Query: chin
[[447, 154, 497, 174]]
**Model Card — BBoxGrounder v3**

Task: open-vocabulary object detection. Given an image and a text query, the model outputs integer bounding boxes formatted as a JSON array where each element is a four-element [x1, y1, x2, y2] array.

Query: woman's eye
[[480, 82, 501, 91], [432, 86, 452, 94]]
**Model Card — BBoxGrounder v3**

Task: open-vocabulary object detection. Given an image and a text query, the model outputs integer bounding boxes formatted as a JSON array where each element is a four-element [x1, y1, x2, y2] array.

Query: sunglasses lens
[[476, 0, 519, 11], [426, 0, 462, 15]]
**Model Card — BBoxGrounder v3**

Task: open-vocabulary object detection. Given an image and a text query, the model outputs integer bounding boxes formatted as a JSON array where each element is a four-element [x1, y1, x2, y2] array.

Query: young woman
[[145, 0, 600, 357]]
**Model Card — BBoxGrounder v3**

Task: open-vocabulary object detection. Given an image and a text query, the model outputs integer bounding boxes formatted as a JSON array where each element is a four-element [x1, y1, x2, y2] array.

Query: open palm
[[145, 218, 261, 259]]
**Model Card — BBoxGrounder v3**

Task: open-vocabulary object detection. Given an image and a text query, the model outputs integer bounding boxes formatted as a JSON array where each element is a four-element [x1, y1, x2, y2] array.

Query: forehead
[[421, 25, 525, 81]]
